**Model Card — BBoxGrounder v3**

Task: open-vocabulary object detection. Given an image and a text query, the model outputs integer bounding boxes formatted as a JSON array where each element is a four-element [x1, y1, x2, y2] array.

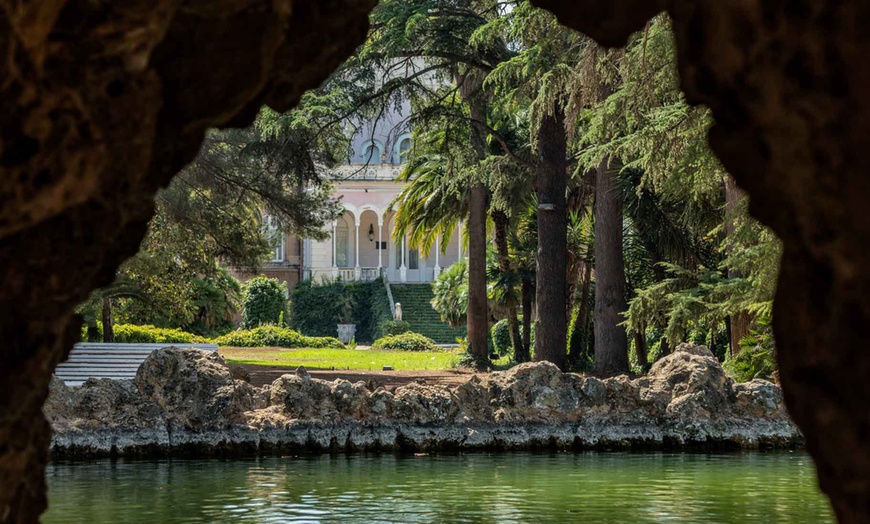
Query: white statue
[[395, 302, 403, 322]]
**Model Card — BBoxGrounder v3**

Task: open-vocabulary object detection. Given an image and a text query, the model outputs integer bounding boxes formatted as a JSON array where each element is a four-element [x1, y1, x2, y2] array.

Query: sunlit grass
[[220, 346, 464, 371]]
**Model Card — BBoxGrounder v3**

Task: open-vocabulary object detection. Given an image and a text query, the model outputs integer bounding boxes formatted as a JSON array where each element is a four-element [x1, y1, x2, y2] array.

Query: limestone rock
[[268, 374, 335, 419], [134, 347, 253, 428], [46, 346, 800, 457], [644, 343, 735, 419]]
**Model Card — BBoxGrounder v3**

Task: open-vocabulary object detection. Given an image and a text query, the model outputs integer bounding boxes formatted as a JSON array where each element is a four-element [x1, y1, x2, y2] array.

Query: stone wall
[[46, 345, 799, 456]]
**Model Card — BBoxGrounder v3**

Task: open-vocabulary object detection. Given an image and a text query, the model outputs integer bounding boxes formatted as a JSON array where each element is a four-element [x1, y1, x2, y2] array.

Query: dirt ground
[[239, 364, 478, 389]]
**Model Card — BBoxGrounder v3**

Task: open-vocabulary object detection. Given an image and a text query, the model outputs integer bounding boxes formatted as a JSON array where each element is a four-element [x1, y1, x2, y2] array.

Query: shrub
[[490, 319, 535, 358], [491, 319, 512, 356], [242, 276, 288, 329], [724, 321, 777, 382], [431, 260, 467, 327], [213, 325, 343, 349], [372, 332, 439, 352], [379, 319, 411, 336], [113, 324, 208, 344]]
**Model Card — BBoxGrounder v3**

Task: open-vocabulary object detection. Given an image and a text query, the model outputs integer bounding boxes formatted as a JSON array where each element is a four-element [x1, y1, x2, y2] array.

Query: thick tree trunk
[[492, 209, 522, 358], [534, 107, 568, 370], [101, 298, 114, 343], [593, 156, 629, 375], [460, 72, 490, 368], [724, 175, 753, 356], [519, 279, 533, 363]]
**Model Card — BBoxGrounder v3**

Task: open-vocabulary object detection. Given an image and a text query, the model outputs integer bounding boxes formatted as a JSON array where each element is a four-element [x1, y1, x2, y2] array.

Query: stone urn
[[337, 323, 356, 344]]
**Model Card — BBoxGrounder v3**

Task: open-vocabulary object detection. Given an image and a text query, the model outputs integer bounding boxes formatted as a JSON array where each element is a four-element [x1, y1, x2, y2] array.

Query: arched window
[[361, 141, 383, 164], [264, 215, 284, 262], [395, 135, 412, 164], [335, 220, 349, 267]]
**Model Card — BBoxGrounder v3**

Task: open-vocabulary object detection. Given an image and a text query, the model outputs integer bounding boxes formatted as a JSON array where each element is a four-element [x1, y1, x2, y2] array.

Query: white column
[[400, 235, 407, 282], [434, 235, 441, 277], [377, 218, 384, 272], [354, 218, 361, 280], [457, 220, 462, 260], [331, 221, 338, 279]]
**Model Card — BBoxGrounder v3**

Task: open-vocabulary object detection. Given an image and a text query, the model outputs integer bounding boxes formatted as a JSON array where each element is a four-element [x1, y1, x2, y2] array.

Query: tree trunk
[[460, 71, 490, 368], [568, 259, 593, 362], [634, 330, 648, 368], [593, 156, 629, 375], [101, 298, 114, 343], [492, 209, 522, 358], [519, 278, 533, 363], [86, 315, 100, 343], [724, 175, 753, 356], [534, 106, 568, 370]]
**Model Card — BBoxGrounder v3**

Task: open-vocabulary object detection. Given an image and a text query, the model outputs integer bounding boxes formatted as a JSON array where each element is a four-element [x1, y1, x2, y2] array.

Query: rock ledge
[[45, 344, 800, 457]]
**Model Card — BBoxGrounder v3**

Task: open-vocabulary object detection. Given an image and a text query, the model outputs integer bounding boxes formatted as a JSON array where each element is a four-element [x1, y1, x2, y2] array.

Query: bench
[[55, 343, 218, 386]]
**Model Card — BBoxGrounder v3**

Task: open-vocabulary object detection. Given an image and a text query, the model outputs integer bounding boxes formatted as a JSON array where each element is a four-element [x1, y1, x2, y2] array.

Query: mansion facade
[[252, 99, 464, 291]]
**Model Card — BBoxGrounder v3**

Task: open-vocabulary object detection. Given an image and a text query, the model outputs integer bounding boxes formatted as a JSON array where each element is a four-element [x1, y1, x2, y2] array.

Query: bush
[[491, 319, 512, 356], [213, 325, 343, 349], [372, 332, 439, 352], [113, 324, 208, 344], [379, 319, 411, 336], [431, 260, 467, 327], [724, 321, 777, 382], [242, 276, 288, 329]]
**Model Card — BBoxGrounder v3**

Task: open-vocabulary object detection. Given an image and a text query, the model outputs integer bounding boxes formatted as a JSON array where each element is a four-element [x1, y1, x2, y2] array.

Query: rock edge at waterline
[[45, 344, 800, 457]]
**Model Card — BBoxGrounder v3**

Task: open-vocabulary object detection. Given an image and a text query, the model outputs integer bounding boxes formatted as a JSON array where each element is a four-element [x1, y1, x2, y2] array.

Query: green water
[[44, 452, 834, 523]]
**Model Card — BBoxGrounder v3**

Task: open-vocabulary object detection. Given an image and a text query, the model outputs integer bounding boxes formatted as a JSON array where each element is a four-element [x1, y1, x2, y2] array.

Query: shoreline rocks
[[45, 344, 801, 458]]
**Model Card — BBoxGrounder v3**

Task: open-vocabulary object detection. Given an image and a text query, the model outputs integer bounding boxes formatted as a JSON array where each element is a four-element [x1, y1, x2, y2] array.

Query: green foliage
[[380, 319, 412, 336], [291, 279, 392, 343], [212, 325, 343, 349], [724, 319, 777, 382], [490, 319, 512, 356], [80, 321, 103, 342], [371, 332, 440, 352], [431, 260, 468, 328], [187, 269, 243, 336], [113, 324, 208, 344], [242, 276, 288, 329]]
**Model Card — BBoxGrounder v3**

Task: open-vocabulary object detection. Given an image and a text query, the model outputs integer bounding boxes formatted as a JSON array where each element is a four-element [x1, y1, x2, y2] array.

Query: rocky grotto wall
[[2, 0, 870, 522], [45, 345, 799, 456]]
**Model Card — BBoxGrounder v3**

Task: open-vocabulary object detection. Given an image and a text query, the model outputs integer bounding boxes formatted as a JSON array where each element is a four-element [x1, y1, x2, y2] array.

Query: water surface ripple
[[44, 452, 834, 523]]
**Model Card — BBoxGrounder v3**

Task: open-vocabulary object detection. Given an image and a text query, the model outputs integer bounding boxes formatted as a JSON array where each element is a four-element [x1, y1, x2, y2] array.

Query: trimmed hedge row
[[212, 325, 343, 349], [291, 278, 393, 343], [113, 324, 208, 344], [81, 323, 342, 349], [371, 332, 440, 352]]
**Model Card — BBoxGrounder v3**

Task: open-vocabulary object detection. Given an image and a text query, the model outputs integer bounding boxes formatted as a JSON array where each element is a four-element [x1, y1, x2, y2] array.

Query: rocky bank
[[45, 344, 799, 457]]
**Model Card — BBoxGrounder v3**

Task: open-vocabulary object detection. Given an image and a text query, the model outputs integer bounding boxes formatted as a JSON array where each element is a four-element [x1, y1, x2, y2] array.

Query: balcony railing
[[308, 267, 385, 283]]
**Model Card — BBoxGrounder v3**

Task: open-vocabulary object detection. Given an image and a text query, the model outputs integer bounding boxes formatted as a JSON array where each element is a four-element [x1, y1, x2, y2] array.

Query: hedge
[[371, 332, 440, 352], [212, 325, 343, 349], [291, 278, 393, 343], [113, 324, 208, 344], [242, 276, 288, 329]]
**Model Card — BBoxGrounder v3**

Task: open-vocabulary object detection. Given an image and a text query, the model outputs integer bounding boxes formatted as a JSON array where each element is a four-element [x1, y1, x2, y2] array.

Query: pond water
[[44, 452, 834, 523]]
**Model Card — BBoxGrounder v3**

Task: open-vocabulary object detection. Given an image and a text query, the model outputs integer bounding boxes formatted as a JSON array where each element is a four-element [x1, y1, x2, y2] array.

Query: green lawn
[[220, 346, 464, 371]]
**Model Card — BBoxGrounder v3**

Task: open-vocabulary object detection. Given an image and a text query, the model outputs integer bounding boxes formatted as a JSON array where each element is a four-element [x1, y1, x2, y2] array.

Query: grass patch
[[220, 346, 463, 371]]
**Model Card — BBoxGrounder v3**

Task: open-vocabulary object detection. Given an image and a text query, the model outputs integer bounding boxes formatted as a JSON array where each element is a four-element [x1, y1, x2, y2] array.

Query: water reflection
[[45, 452, 834, 523]]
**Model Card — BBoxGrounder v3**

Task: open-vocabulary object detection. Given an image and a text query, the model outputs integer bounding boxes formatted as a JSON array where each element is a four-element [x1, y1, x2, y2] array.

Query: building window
[[398, 137, 412, 163], [335, 221, 349, 267], [264, 215, 284, 262], [361, 141, 383, 164]]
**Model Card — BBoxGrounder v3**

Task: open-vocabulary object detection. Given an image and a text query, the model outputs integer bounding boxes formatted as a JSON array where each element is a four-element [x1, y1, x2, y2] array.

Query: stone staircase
[[389, 284, 466, 344]]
